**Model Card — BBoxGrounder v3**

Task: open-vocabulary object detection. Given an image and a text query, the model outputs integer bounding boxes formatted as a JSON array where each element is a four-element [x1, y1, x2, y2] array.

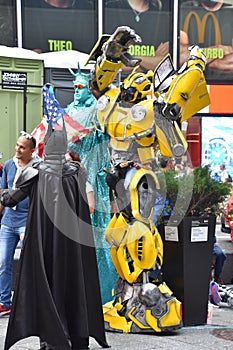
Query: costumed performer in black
[[1, 120, 109, 350]]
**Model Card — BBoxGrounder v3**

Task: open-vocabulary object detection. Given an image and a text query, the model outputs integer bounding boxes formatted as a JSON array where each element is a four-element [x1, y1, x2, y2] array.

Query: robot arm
[[90, 26, 142, 92], [162, 102, 180, 121]]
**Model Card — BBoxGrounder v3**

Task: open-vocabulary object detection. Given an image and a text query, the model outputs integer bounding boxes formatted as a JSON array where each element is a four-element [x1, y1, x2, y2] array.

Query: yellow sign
[[183, 11, 222, 45]]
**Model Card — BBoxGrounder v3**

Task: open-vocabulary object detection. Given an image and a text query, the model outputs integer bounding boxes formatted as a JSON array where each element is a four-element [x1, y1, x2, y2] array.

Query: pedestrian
[[213, 240, 226, 285], [0, 162, 3, 178], [32, 80, 117, 305], [160, 157, 175, 171], [209, 237, 227, 306], [65, 67, 117, 304], [0, 131, 40, 317], [220, 163, 230, 183], [1, 122, 109, 350]]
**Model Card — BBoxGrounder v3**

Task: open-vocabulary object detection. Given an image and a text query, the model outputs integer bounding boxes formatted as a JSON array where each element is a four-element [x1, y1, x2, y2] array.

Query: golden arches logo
[[183, 11, 222, 45]]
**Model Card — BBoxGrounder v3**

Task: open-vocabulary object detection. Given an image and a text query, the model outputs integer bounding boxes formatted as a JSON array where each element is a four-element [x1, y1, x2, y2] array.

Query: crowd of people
[[0, 106, 230, 348]]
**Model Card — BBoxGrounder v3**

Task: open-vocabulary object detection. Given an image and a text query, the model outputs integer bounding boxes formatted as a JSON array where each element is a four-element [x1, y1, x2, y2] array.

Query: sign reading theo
[[2, 71, 27, 90]]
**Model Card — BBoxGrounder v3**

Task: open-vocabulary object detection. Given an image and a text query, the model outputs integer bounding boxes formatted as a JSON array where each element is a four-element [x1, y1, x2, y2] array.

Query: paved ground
[[1, 224, 233, 350], [1, 304, 233, 350]]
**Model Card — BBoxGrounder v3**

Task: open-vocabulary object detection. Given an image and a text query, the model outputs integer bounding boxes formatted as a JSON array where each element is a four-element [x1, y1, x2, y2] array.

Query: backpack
[[228, 174, 232, 182]]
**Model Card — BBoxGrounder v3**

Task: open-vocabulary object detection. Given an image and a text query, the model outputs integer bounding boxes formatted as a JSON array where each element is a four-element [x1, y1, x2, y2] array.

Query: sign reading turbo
[[183, 11, 224, 60]]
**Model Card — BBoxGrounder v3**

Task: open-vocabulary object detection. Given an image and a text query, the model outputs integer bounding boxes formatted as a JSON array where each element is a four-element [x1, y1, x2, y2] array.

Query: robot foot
[[103, 281, 183, 333]]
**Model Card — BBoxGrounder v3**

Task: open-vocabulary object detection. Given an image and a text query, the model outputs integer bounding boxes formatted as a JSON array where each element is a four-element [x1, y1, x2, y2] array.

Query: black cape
[[4, 162, 109, 350]]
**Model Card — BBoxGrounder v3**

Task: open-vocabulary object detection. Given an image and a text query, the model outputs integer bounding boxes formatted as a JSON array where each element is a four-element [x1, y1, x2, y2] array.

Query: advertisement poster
[[103, 0, 172, 73], [1, 1, 232, 85], [180, 0, 233, 84], [0, 0, 16, 47], [22, 0, 97, 53], [201, 116, 233, 178]]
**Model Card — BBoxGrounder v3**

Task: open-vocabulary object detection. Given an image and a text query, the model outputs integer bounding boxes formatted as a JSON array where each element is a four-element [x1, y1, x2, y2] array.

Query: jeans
[[213, 243, 226, 282], [0, 225, 25, 307]]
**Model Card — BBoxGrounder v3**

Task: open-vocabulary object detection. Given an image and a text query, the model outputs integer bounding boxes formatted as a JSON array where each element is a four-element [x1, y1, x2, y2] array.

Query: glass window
[[0, 0, 17, 47], [22, 0, 97, 53], [180, 0, 233, 84], [103, 0, 173, 73]]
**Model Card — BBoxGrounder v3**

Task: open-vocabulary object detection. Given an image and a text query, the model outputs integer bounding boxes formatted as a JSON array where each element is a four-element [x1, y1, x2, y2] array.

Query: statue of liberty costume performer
[[66, 64, 117, 304]]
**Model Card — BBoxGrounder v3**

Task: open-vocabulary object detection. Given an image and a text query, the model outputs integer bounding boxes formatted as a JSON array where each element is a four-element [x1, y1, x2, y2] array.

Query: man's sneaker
[[209, 281, 221, 306], [0, 303, 11, 317]]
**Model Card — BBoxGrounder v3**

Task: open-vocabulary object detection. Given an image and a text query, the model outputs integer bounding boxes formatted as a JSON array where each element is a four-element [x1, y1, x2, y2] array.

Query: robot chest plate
[[107, 100, 156, 147]]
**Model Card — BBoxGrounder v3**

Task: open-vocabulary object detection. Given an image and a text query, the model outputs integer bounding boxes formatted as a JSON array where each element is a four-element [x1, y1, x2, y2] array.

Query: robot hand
[[103, 26, 142, 67], [162, 102, 180, 121]]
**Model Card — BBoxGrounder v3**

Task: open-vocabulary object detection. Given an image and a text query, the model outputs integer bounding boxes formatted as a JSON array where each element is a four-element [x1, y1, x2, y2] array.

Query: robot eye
[[126, 87, 137, 94], [143, 84, 151, 91], [134, 76, 144, 84], [189, 55, 196, 60]]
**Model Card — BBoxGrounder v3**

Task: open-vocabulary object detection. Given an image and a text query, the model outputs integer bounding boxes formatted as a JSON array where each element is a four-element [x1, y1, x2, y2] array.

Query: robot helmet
[[187, 45, 207, 70], [121, 70, 154, 102]]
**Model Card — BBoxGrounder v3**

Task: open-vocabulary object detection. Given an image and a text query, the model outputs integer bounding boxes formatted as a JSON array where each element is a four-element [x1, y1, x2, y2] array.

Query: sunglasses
[[20, 131, 36, 148], [74, 84, 86, 89]]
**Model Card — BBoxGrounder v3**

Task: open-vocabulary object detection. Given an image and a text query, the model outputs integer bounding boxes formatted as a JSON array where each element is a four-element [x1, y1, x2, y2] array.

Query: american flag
[[32, 84, 91, 157], [43, 83, 65, 127]]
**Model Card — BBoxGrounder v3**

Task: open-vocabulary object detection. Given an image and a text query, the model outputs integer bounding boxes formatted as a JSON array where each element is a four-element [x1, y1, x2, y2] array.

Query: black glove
[[0, 188, 27, 207]]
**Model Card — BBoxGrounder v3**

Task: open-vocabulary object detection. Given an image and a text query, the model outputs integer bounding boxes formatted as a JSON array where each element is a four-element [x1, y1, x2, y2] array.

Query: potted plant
[[161, 165, 231, 219], [156, 165, 232, 326]]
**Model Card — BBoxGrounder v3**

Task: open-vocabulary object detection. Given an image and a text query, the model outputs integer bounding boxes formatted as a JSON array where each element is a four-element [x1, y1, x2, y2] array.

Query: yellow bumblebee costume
[[87, 26, 210, 333]]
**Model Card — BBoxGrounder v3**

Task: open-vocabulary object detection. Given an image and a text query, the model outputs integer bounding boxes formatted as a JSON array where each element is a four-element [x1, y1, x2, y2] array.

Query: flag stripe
[[31, 84, 92, 157]]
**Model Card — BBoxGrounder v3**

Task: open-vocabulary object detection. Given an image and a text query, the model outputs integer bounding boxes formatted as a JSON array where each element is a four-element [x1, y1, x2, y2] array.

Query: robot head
[[120, 70, 154, 103], [187, 45, 207, 71]]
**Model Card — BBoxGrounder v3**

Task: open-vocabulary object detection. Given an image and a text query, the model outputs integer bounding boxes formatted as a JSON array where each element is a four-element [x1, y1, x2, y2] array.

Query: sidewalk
[[1, 304, 233, 350], [1, 224, 233, 349]]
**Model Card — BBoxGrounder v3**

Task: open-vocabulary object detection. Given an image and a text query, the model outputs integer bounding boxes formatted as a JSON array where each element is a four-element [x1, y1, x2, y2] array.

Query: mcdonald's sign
[[183, 11, 222, 45]]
